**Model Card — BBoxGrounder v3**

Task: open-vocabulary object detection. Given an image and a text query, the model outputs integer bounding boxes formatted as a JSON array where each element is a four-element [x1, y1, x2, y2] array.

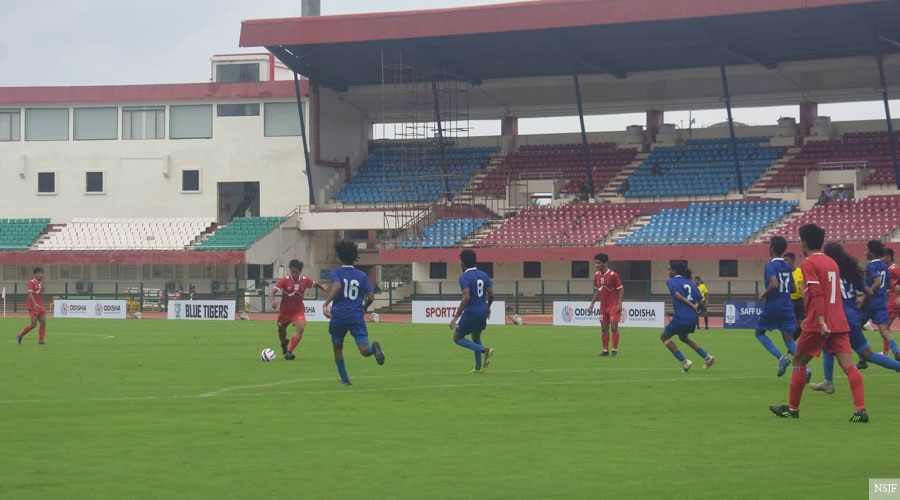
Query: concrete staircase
[[752, 210, 806, 243], [746, 146, 802, 196], [605, 214, 654, 245], [596, 153, 649, 202]]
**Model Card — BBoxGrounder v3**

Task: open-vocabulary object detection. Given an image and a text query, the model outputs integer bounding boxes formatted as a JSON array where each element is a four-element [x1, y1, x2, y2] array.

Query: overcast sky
[[1, 0, 895, 132]]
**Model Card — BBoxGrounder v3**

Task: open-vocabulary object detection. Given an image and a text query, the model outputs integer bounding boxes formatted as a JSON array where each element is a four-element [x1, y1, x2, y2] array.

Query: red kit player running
[[268, 259, 326, 360], [588, 253, 624, 357], [16, 267, 47, 345]]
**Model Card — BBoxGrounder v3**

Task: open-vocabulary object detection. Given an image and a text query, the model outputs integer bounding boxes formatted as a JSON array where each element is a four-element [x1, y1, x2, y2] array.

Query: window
[[25, 108, 68, 141], [86, 171, 104, 194], [74, 107, 117, 140], [719, 259, 738, 278], [264, 102, 303, 137], [97, 264, 135, 280], [142, 264, 182, 280], [571, 261, 590, 279], [524, 261, 542, 279], [217, 103, 260, 117], [182, 170, 200, 192], [189, 265, 219, 280], [123, 106, 164, 140], [0, 109, 21, 141], [170, 105, 212, 139], [476, 262, 494, 278], [37, 172, 56, 194], [216, 63, 260, 83], [2, 264, 29, 280], [429, 262, 447, 280], [52, 264, 87, 280]]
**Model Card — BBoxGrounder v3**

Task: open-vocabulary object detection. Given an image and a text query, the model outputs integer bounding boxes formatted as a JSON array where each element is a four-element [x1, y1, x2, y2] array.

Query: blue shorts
[[329, 317, 369, 345], [663, 317, 696, 340], [456, 311, 487, 336], [861, 305, 888, 326], [756, 309, 797, 334]]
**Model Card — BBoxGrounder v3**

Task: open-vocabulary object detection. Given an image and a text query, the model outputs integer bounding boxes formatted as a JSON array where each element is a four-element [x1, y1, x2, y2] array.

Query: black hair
[[694, 275, 702, 281], [32, 266, 43, 274], [594, 253, 609, 263], [335, 240, 359, 265], [669, 260, 689, 277], [824, 242, 863, 285], [886, 247, 895, 260], [798, 224, 825, 251], [784, 252, 796, 261], [288, 259, 303, 271], [769, 236, 788, 256], [867, 240, 885, 258], [460, 249, 477, 269]]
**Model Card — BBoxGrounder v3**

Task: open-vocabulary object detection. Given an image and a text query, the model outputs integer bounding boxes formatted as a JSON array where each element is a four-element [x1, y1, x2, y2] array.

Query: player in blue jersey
[[322, 240, 385, 385], [857, 240, 900, 369], [809, 242, 900, 393], [754, 236, 799, 377], [449, 249, 495, 372], [660, 261, 715, 373]]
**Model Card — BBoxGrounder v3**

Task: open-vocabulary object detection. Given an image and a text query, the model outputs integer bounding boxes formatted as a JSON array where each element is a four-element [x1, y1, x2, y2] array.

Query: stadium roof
[[241, 0, 900, 91], [0, 81, 306, 105]]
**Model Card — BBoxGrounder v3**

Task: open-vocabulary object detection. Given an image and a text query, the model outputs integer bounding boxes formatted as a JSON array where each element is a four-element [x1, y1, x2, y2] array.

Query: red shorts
[[600, 308, 621, 324], [796, 330, 851, 357], [277, 311, 306, 326], [28, 309, 45, 321]]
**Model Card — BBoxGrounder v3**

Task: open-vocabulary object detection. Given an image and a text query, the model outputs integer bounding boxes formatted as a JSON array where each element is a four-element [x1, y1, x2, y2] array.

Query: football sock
[[365, 344, 374, 356], [822, 351, 835, 382], [755, 333, 783, 359], [287, 337, 300, 353], [612, 333, 620, 350], [335, 359, 349, 383], [693, 346, 709, 359], [672, 350, 686, 362], [18, 325, 32, 338], [602, 333, 610, 351], [474, 350, 483, 369], [38, 326, 45, 343], [845, 365, 866, 410], [889, 339, 899, 354], [703, 317, 709, 328], [866, 352, 900, 371], [784, 339, 797, 356], [788, 366, 807, 410], [455, 338, 482, 352], [280, 338, 289, 354]]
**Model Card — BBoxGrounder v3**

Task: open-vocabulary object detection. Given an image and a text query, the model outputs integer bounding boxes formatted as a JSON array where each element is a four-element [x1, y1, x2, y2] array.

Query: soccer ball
[[260, 348, 277, 362]]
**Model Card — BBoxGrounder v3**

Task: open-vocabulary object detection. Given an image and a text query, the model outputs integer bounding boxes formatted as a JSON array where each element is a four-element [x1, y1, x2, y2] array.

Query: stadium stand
[[195, 217, 284, 250], [765, 131, 900, 189], [477, 203, 640, 247], [766, 195, 900, 243], [472, 143, 638, 195], [624, 137, 785, 197], [400, 217, 489, 248], [38, 218, 213, 251], [0, 218, 50, 250], [333, 145, 497, 203], [617, 200, 798, 245]]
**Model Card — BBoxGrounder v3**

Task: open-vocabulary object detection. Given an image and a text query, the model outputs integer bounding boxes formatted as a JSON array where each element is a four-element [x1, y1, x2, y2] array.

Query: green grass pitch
[[2, 318, 897, 499]]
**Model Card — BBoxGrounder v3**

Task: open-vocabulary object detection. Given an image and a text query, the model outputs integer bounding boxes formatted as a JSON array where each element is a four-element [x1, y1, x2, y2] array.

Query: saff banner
[[724, 301, 764, 329]]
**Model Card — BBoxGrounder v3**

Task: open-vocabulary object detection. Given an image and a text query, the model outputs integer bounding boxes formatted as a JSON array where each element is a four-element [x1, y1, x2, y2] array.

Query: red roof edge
[[0, 80, 308, 105]]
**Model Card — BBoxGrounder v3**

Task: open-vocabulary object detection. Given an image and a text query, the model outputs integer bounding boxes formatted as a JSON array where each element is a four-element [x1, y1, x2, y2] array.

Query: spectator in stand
[[651, 163, 662, 176], [816, 190, 830, 206]]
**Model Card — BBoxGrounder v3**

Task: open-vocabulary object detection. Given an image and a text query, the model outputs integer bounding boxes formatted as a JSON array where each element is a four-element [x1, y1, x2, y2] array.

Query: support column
[[573, 73, 595, 197], [293, 72, 315, 205], [876, 35, 900, 189], [645, 110, 664, 146], [501, 116, 519, 136], [719, 59, 745, 195], [799, 102, 818, 138], [431, 81, 451, 200]]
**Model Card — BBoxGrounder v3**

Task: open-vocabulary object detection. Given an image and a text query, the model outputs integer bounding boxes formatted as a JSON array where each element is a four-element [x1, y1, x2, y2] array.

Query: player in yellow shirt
[[693, 276, 709, 330], [784, 252, 804, 341]]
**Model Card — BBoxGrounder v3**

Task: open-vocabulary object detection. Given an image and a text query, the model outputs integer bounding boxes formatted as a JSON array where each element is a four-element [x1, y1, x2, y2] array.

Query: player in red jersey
[[883, 248, 900, 356], [16, 267, 47, 345], [769, 224, 868, 422], [588, 253, 624, 356], [268, 259, 326, 360]]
